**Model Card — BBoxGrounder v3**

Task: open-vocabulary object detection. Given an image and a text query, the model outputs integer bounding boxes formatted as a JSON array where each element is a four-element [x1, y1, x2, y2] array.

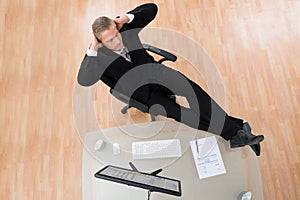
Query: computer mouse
[[238, 191, 252, 200], [94, 139, 105, 151]]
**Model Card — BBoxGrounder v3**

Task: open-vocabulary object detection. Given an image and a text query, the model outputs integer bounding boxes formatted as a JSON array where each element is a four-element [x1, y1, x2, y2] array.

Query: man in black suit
[[77, 3, 264, 155]]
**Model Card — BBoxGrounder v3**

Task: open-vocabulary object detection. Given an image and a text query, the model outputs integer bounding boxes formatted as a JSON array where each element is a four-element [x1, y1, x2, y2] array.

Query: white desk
[[82, 120, 263, 200]]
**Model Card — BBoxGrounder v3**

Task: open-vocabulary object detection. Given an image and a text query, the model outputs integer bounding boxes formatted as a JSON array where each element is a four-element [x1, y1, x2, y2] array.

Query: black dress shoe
[[243, 122, 262, 156], [230, 130, 264, 148], [250, 142, 261, 156], [242, 122, 251, 132]]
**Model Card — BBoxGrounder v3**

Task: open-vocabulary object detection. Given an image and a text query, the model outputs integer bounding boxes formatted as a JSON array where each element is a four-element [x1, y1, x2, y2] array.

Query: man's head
[[92, 16, 124, 51]]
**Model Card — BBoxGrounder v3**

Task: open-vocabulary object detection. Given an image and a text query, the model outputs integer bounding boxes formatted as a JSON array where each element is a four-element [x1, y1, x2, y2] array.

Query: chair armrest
[[143, 44, 177, 63], [110, 89, 149, 113]]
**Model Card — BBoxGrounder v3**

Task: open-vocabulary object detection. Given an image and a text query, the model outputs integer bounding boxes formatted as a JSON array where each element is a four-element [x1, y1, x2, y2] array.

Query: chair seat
[[110, 89, 149, 113]]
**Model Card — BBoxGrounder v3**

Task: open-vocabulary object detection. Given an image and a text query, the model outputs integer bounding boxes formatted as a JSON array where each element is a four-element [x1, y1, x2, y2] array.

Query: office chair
[[110, 44, 177, 121]]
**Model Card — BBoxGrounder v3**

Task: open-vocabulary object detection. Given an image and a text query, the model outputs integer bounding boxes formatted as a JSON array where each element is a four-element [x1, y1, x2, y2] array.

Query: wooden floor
[[1, 0, 300, 199]]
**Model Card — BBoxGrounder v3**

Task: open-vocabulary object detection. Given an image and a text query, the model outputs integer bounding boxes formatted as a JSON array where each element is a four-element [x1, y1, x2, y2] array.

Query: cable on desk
[[147, 190, 152, 200]]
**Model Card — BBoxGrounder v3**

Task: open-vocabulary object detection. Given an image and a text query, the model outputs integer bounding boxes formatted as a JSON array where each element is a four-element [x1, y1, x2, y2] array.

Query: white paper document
[[190, 136, 226, 179]]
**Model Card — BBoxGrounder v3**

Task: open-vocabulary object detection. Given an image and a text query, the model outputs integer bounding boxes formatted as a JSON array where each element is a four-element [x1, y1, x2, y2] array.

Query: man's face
[[100, 24, 123, 51]]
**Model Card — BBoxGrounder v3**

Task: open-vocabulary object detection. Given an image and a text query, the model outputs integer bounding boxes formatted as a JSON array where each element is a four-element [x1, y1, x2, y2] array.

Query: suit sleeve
[[77, 54, 105, 87], [77, 47, 120, 87], [126, 3, 158, 30]]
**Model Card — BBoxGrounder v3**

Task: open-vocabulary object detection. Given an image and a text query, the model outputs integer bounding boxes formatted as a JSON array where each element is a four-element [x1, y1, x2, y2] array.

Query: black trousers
[[144, 77, 244, 140]]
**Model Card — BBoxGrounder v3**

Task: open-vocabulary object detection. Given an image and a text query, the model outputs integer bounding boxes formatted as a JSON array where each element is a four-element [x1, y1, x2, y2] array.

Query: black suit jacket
[[77, 3, 159, 103]]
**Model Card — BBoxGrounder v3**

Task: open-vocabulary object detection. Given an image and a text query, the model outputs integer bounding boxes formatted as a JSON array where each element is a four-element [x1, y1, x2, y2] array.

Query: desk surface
[[82, 120, 263, 200]]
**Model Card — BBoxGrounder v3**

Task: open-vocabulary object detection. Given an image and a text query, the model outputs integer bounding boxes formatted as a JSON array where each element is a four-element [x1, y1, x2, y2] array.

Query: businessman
[[77, 3, 264, 156]]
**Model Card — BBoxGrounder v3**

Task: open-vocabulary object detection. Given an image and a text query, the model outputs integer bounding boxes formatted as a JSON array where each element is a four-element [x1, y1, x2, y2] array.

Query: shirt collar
[[114, 46, 127, 55]]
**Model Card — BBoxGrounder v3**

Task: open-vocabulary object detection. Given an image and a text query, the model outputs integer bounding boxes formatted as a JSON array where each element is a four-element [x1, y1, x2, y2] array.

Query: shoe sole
[[250, 143, 261, 156], [230, 135, 264, 148]]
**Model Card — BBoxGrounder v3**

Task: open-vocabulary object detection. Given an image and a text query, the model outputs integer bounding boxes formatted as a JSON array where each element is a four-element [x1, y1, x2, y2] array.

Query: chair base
[[121, 105, 156, 121], [121, 105, 130, 114]]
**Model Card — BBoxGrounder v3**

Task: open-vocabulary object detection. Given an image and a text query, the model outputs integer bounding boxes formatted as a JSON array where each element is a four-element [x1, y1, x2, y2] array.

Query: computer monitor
[[94, 165, 182, 197]]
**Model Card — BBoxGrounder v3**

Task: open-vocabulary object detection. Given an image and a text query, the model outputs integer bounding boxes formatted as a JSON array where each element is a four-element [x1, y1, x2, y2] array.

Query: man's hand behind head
[[89, 35, 103, 51], [114, 15, 130, 30]]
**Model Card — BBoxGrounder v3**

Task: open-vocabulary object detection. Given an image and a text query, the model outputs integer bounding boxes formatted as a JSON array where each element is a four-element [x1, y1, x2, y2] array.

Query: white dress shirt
[[114, 46, 131, 62]]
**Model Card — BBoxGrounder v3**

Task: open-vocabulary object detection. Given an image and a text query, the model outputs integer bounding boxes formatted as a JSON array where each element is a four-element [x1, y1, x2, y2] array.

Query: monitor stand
[[129, 162, 163, 200]]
